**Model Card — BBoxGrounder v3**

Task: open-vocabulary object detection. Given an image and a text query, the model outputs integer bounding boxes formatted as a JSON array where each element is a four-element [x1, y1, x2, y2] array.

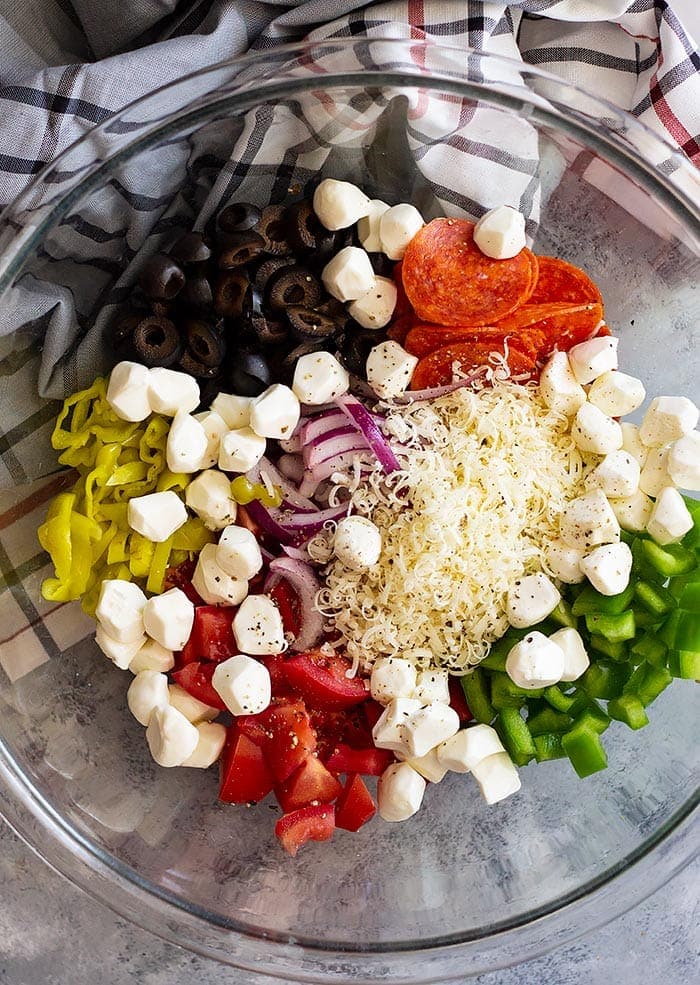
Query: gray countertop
[[1, 818, 698, 984]]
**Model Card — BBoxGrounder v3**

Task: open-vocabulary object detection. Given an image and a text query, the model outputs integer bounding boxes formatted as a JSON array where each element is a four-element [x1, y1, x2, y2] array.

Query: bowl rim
[[0, 36, 698, 981]]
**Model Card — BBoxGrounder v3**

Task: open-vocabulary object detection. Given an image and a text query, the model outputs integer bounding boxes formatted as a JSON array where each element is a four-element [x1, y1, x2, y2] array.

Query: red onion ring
[[265, 556, 324, 652]]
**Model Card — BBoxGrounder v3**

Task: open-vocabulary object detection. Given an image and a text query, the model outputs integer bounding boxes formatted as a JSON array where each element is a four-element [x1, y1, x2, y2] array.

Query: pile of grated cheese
[[315, 381, 594, 673]]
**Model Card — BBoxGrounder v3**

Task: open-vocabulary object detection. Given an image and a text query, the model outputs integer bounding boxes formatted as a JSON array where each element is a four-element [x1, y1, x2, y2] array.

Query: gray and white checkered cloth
[[0, 0, 697, 683], [0, 0, 697, 490]]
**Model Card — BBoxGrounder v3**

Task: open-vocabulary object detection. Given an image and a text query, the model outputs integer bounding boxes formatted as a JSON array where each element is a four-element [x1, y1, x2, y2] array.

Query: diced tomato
[[194, 606, 237, 663], [163, 559, 204, 605], [237, 699, 317, 783], [267, 578, 301, 639], [219, 729, 274, 805], [325, 743, 395, 777], [261, 654, 295, 697], [274, 804, 335, 856], [282, 649, 369, 709], [171, 661, 227, 711], [176, 633, 199, 668], [363, 699, 384, 731], [449, 675, 473, 724], [334, 774, 376, 832], [275, 755, 342, 812]]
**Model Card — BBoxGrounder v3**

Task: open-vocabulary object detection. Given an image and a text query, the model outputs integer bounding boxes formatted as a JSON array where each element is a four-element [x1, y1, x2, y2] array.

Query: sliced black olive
[[139, 253, 186, 300], [289, 200, 327, 251], [184, 319, 226, 367], [286, 306, 339, 341], [227, 351, 271, 397], [250, 312, 288, 346], [181, 273, 213, 311], [266, 266, 321, 312], [368, 252, 395, 278], [170, 231, 211, 265], [214, 271, 250, 318], [257, 204, 293, 256], [178, 351, 221, 379], [281, 341, 327, 376], [217, 203, 262, 236], [339, 329, 382, 377], [131, 316, 183, 367], [109, 313, 141, 353], [218, 230, 266, 268], [316, 297, 351, 329], [253, 257, 294, 292], [150, 300, 173, 319]]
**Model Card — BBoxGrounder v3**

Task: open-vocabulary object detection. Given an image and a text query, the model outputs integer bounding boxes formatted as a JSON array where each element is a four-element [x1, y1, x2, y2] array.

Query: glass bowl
[[0, 40, 698, 984]]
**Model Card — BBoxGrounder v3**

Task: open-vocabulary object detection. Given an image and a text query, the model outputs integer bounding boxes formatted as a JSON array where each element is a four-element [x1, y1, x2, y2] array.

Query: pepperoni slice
[[496, 301, 604, 356], [409, 340, 536, 390], [404, 324, 544, 361], [402, 218, 535, 327], [527, 256, 603, 307]]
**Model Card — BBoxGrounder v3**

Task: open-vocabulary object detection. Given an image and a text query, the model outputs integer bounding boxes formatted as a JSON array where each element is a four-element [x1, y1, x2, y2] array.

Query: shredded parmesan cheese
[[317, 381, 596, 672]]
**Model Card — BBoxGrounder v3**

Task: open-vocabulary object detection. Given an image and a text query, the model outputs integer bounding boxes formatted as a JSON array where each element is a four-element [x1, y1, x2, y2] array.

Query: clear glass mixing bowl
[[0, 40, 698, 984]]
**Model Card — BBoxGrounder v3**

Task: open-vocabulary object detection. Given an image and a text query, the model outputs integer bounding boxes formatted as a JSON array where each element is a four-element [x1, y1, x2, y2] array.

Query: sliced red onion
[[265, 557, 324, 652], [245, 499, 299, 545], [300, 401, 338, 417], [281, 544, 310, 561], [278, 453, 305, 483], [392, 373, 483, 403], [309, 449, 376, 484], [300, 410, 349, 445], [282, 501, 348, 533], [335, 394, 400, 473], [304, 432, 371, 470], [247, 456, 315, 512]]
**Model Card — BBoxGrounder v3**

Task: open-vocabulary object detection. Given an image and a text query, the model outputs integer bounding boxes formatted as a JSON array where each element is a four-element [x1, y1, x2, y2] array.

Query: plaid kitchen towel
[[0, 0, 698, 490]]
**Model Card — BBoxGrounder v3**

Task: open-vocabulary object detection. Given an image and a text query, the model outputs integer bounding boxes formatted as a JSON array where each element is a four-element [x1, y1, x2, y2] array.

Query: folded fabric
[[0, 0, 697, 489]]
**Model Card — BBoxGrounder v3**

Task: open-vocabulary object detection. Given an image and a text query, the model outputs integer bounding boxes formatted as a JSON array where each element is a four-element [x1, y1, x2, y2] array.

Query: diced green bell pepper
[[588, 634, 629, 662], [579, 661, 629, 699], [667, 649, 700, 680], [585, 610, 636, 643], [623, 663, 673, 706], [549, 599, 577, 628], [461, 668, 495, 725], [640, 539, 696, 578], [630, 633, 668, 668], [572, 582, 635, 617], [672, 611, 700, 652], [491, 673, 544, 709], [562, 726, 608, 778], [497, 707, 536, 766], [533, 732, 565, 762], [607, 693, 649, 730], [573, 702, 611, 734], [543, 684, 576, 713], [678, 582, 700, 612], [633, 580, 677, 617], [527, 707, 573, 735]]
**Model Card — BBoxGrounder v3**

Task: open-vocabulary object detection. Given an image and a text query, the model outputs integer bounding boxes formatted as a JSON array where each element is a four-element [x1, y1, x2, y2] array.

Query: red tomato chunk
[[219, 730, 274, 805], [275, 755, 342, 812], [334, 774, 376, 832], [275, 804, 336, 856], [171, 661, 227, 711], [283, 649, 369, 709], [237, 699, 317, 783], [325, 743, 395, 777], [189, 605, 238, 663]]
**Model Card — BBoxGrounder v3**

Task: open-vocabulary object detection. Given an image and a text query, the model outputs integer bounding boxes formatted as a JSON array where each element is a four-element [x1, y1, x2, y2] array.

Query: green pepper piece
[[526, 706, 572, 736], [672, 611, 700, 652], [585, 610, 636, 643], [678, 582, 700, 612], [579, 661, 630, 699], [549, 599, 577, 628], [543, 684, 576, 713], [658, 610, 681, 647], [461, 668, 495, 725], [491, 673, 544, 709], [572, 583, 635, 617], [479, 650, 508, 673], [562, 726, 608, 778], [630, 634, 668, 668], [588, 634, 629, 662], [640, 539, 696, 578], [668, 649, 700, 679], [573, 701, 610, 734], [497, 708, 535, 766], [633, 581, 677, 617], [607, 694, 649, 730], [632, 609, 663, 630], [481, 628, 529, 671], [631, 538, 667, 584], [533, 732, 565, 762], [624, 663, 673, 706]]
